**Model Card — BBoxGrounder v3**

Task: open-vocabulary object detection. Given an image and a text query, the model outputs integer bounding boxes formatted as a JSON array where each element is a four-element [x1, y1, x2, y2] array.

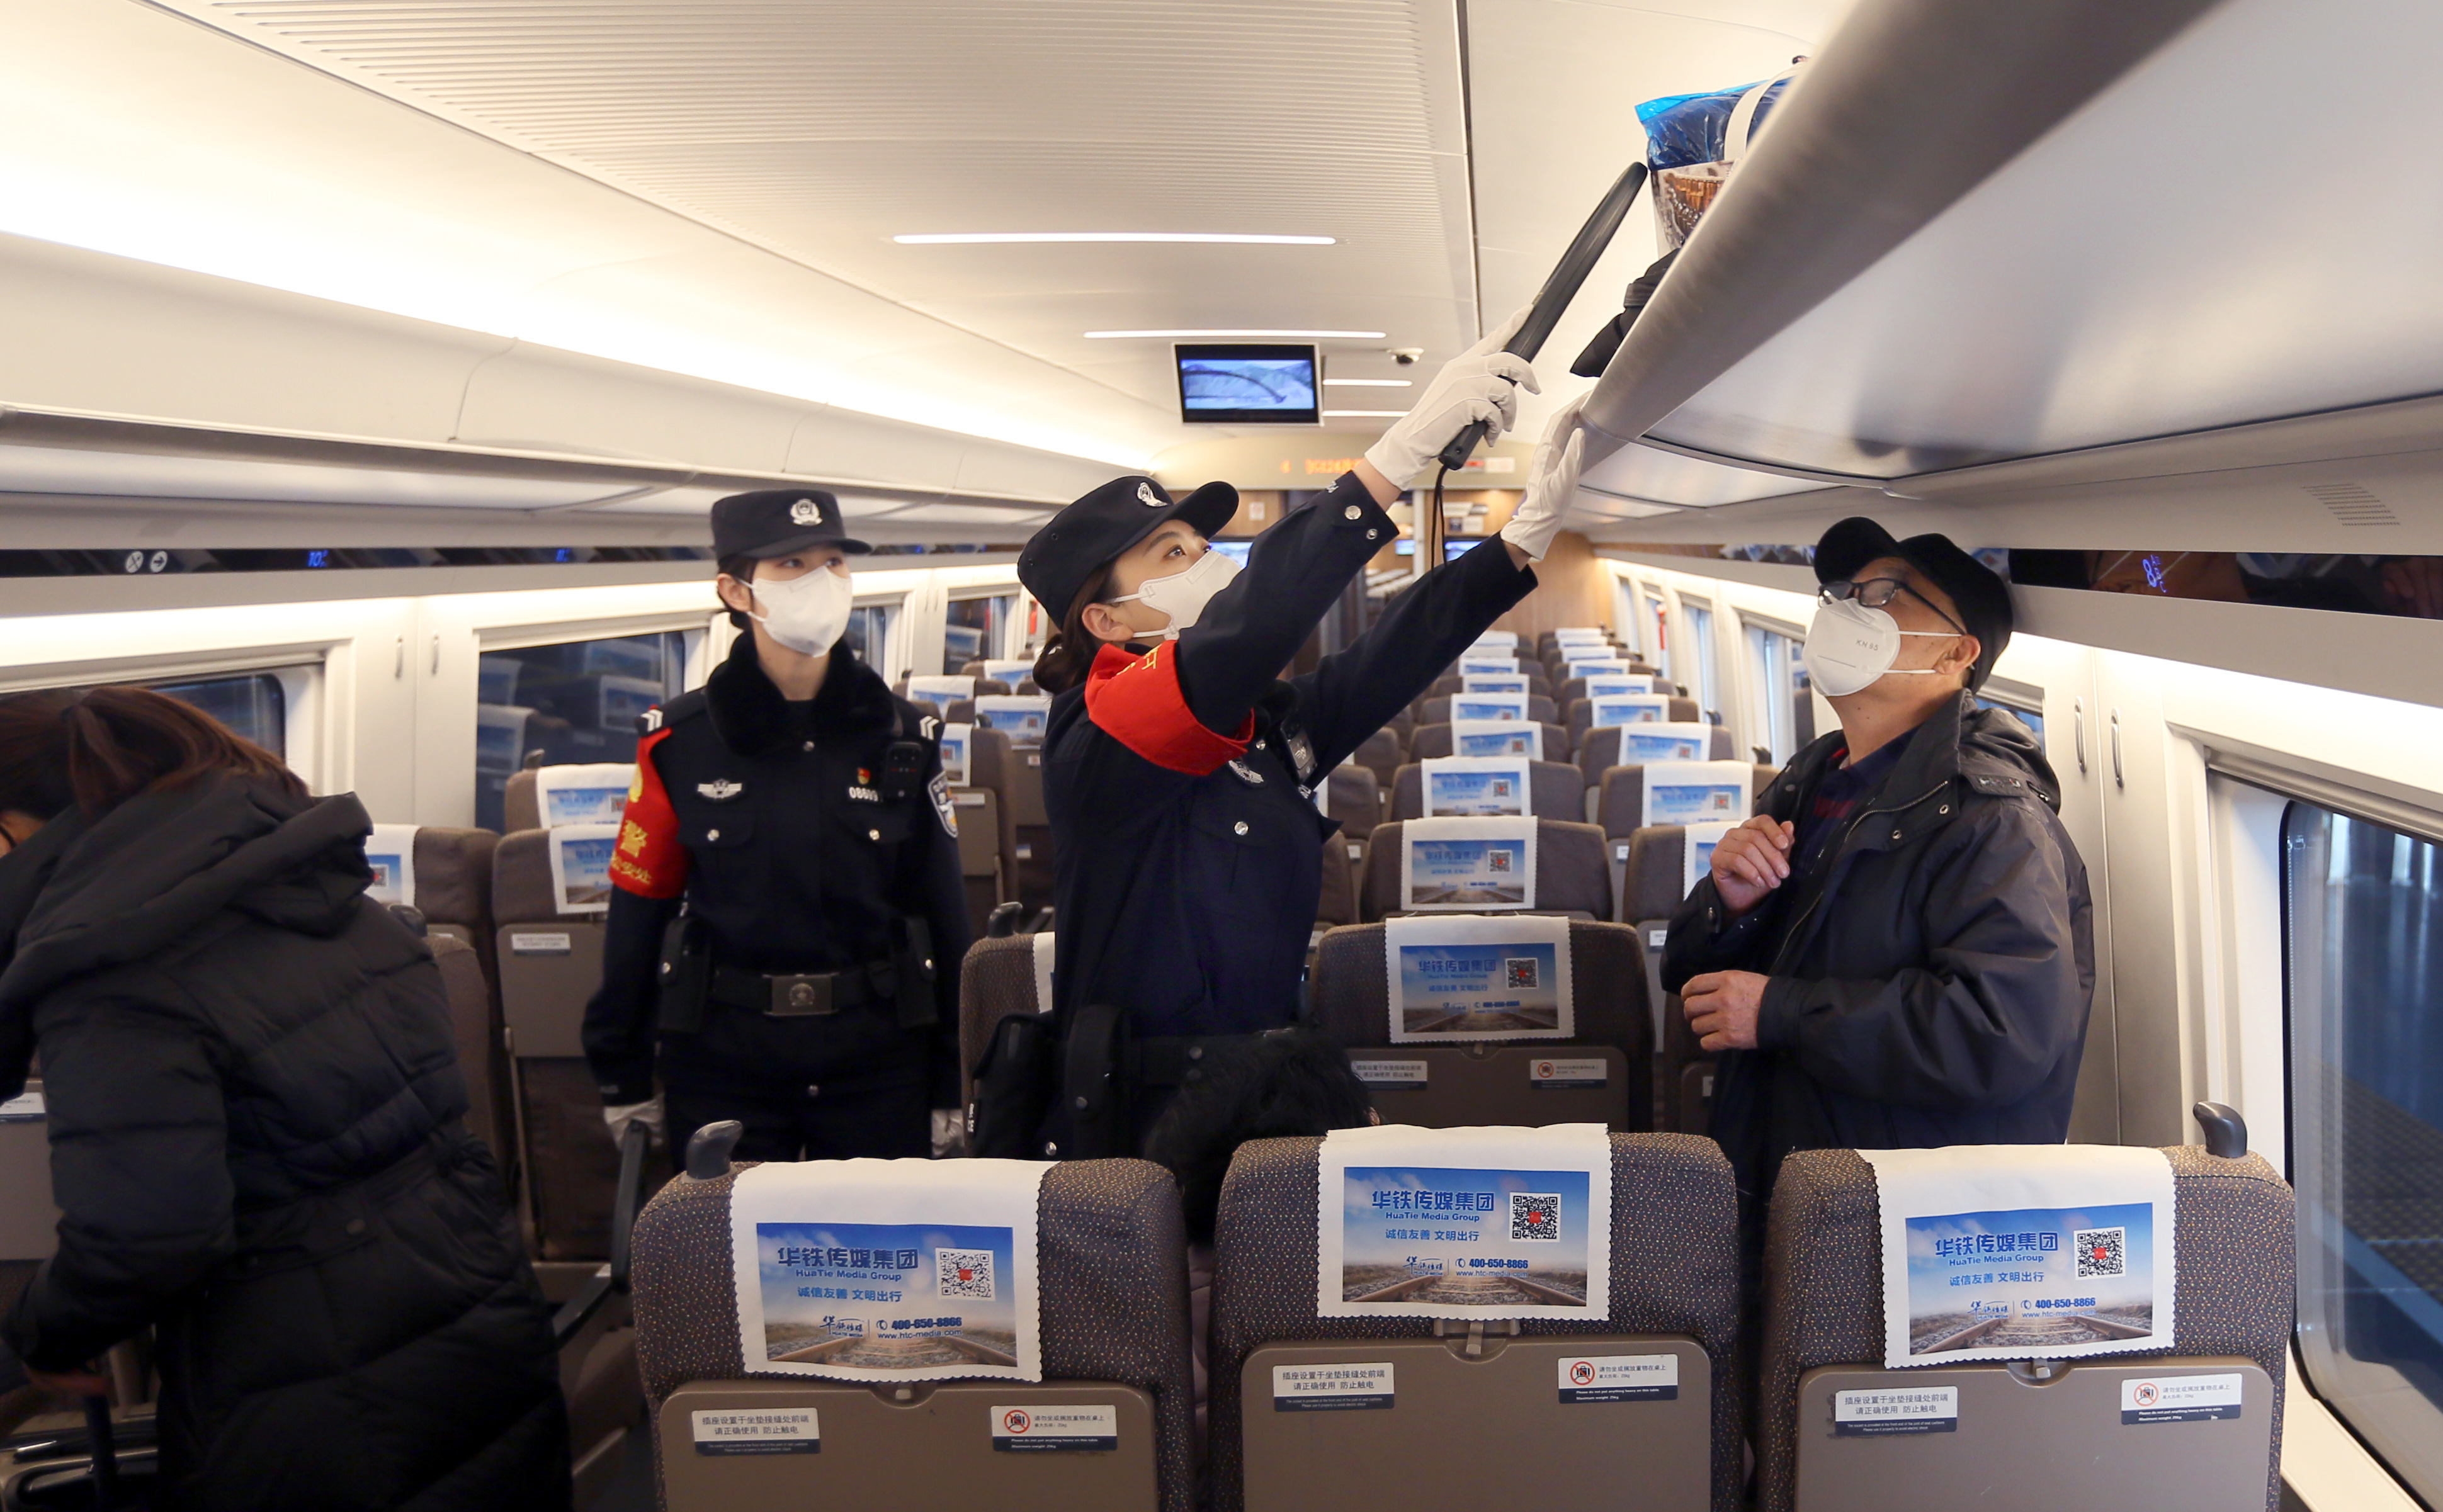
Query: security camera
[[1390, 347, 1424, 366]]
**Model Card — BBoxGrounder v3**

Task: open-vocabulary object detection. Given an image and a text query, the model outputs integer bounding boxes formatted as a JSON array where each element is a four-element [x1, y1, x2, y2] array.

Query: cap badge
[[696, 780, 744, 802], [1136, 482, 1163, 508], [790, 498, 821, 524]]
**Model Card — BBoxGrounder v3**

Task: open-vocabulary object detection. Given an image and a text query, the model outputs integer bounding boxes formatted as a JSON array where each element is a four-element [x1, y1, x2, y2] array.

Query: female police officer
[[1006, 327, 1590, 1156], [584, 488, 969, 1163]]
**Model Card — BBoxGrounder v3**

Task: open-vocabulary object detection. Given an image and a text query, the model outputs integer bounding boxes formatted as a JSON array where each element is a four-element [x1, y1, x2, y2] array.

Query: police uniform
[[1016, 471, 1538, 1151], [582, 489, 969, 1161]]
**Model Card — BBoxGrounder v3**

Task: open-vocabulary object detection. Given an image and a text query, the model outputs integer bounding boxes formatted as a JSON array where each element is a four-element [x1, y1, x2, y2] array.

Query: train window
[[146, 672, 288, 759], [1682, 601, 1718, 721], [845, 602, 895, 670], [1645, 594, 1670, 679], [1745, 625, 1814, 766], [2285, 801, 2443, 1506], [474, 631, 687, 832], [944, 593, 1012, 674], [1974, 694, 2046, 744]]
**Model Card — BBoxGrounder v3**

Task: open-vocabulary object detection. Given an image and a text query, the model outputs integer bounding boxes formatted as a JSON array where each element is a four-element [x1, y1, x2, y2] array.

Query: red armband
[[1082, 641, 1255, 776], [606, 728, 689, 899]]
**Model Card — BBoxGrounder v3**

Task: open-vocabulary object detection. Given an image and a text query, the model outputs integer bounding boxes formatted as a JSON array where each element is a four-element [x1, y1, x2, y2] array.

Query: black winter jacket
[[1662, 694, 2095, 1221], [0, 777, 568, 1511]]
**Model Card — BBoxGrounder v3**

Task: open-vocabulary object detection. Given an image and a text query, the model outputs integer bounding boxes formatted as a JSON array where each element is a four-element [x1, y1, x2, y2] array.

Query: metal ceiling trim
[[1622, 432, 1888, 490], [1885, 390, 2443, 502], [0, 406, 1065, 515]]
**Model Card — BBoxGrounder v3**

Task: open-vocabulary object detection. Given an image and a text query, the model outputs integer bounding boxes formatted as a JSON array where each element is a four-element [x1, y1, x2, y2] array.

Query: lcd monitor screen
[[1175, 343, 1320, 425]]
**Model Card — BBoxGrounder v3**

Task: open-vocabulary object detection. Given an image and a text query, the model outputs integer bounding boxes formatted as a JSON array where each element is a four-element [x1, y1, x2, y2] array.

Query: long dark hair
[[0, 686, 305, 821], [1030, 563, 1117, 694]]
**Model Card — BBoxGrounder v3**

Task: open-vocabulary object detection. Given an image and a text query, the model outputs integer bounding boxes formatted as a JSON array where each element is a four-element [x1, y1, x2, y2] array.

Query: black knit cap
[[710, 488, 871, 560], [1813, 516, 2013, 689], [1018, 475, 1238, 618]]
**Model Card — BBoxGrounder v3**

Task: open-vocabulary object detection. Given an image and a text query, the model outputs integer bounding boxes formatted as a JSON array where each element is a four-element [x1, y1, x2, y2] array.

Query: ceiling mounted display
[[1174, 344, 1320, 426]]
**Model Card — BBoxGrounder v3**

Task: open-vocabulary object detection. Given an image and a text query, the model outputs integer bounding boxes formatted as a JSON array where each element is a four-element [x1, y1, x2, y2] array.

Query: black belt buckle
[[767, 973, 839, 1017]]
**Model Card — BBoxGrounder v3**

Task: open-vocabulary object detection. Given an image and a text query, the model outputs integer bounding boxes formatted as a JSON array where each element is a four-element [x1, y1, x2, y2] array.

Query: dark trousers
[[665, 1066, 929, 1166]]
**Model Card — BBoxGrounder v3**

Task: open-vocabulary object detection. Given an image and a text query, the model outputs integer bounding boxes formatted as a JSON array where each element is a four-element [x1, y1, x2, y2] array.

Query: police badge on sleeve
[[929, 772, 958, 838]]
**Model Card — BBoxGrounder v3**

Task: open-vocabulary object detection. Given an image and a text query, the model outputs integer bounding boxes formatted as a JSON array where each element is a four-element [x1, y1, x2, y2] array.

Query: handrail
[[1578, 0, 2229, 468]]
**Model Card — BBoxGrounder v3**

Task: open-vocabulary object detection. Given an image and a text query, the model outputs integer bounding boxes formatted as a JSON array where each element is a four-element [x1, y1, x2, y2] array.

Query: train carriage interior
[[2, 0, 2441, 1507]]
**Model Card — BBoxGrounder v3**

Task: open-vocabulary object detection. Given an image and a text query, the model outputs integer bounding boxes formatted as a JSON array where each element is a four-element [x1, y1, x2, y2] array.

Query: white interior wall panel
[[0, 234, 1114, 532], [0, 232, 506, 447]]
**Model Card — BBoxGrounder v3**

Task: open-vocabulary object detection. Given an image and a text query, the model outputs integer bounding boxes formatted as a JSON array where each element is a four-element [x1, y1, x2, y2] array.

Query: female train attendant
[[1007, 328, 1590, 1156]]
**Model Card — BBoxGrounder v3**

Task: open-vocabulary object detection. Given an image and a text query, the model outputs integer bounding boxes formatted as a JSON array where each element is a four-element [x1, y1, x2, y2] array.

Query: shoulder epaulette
[[635, 687, 711, 736], [888, 694, 943, 746]]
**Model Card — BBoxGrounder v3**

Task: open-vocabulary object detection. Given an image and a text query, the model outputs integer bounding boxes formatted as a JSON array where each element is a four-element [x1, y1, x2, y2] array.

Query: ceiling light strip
[[1085, 329, 1386, 339], [896, 232, 1334, 245]]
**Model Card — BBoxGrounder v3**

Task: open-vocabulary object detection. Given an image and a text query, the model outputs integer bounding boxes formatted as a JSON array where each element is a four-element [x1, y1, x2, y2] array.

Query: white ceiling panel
[[123, 0, 1480, 451]]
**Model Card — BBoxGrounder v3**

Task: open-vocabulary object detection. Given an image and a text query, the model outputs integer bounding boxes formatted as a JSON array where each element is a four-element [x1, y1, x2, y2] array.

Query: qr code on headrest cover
[[937, 1248, 995, 1300], [2073, 1227, 2125, 1278], [1510, 1192, 1560, 1242]]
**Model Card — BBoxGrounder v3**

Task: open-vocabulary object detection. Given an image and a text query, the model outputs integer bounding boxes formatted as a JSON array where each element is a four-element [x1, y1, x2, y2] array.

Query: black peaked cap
[[1018, 475, 1239, 618], [711, 488, 871, 560], [1813, 516, 2013, 688]]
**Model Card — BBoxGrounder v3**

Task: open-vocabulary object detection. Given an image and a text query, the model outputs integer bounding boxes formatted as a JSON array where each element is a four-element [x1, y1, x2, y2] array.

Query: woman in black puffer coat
[[0, 687, 569, 1510]]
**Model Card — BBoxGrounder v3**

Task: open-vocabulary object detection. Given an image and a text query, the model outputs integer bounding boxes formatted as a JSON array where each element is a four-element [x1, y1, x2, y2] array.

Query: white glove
[[604, 1097, 664, 1147], [1500, 399, 1589, 562], [1362, 307, 1541, 487], [930, 1108, 965, 1159]]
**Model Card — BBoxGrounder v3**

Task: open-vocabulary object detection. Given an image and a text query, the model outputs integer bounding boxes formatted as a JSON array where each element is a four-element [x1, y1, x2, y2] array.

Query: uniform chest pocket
[[1187, 797, 1291, 851], [686, 812, 756, 849], [837, 801, 915, 847]]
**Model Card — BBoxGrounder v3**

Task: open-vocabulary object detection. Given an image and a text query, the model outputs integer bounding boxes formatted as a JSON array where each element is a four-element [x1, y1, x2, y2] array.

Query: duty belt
[[708, 960, 895, 1018]]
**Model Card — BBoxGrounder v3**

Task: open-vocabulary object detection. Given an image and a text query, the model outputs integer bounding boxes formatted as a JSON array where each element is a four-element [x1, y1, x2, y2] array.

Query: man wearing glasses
[[1662, 517, 2095, 1269]]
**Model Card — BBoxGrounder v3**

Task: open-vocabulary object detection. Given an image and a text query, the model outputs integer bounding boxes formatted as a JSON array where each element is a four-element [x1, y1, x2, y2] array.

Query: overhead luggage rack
[[1572, 0, 2443, 525]]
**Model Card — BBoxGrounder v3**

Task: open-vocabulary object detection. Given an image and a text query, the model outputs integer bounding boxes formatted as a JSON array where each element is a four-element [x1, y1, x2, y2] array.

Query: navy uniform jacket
[[1045, 470, 1538, 1038], [582, 635, 970, 1108]]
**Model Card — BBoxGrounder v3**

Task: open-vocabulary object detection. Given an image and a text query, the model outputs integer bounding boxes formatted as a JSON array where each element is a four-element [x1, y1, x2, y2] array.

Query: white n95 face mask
[[747, 567, 854, 655], [1802, 596, 1959, 697], [1109, 547, 1238, 638]]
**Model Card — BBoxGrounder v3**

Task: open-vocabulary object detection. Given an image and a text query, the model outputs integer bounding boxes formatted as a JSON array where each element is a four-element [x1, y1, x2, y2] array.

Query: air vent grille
[[2304, 482, 2398, 526]]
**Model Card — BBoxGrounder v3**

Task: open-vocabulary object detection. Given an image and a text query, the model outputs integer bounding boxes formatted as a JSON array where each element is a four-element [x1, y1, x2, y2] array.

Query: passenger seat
[[492, 830, 623, 1262], [438, 910, 644, 1506], [1757, 1131, 2293, 1512], [405, 827, 513, 1167], [1349, 728, 1404, 790], [1211, 1133, 1740, 1512], [950, 726, 1020, 939], [1618, 827, 1715, 1134], [1386, 759, 1585, 822], [631, 1144, 1194, 1511], [1413, 694, 1561, 727], [1356, 818, 1611, 922], [1594, 764, 1780, 908], [1406, 720, 1572, 764], [0, 1080, 58, 1334], [1309, 918, 1652, 1131]]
